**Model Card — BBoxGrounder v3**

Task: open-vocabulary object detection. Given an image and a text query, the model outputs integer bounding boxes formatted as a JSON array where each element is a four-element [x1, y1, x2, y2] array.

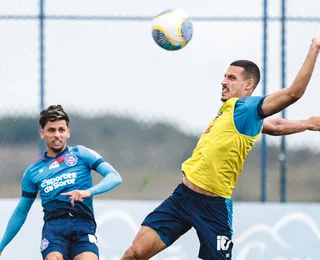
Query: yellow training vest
[[182, 98, 261, 198]]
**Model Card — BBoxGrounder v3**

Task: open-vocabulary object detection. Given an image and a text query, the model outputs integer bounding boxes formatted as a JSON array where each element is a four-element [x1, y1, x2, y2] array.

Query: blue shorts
[[40, 213, 99, 260], [142, 183, 233, 260]]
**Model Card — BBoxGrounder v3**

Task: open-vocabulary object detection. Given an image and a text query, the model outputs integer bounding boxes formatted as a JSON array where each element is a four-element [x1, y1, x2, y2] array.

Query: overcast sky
[[1, 0, 320, 149]]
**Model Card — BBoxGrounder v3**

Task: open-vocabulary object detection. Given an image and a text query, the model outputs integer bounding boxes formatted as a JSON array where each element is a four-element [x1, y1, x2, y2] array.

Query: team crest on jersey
[[40, 238, 49, 251], [64, 153, 78, 167]]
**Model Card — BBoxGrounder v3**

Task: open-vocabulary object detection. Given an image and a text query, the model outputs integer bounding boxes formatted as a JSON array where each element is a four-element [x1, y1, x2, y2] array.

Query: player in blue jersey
[[0, 105, 122, 260], [121, 37, 320, 260]]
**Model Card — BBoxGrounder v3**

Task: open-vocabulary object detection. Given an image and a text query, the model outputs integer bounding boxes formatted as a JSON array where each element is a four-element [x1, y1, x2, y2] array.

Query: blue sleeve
[[88, 162, 122, 196], [21, 168, 38, 199], [78, 145, 105, 170], [0, 197, 35, 251], [234, 96, 266, 136], [78, 146, 122, 196]]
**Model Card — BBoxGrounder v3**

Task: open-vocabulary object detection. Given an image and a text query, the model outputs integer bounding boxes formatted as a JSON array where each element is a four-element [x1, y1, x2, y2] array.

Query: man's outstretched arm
[[0, 197, 35, 255], [262, 116, 320, 136], [261, 37, 320, 117]]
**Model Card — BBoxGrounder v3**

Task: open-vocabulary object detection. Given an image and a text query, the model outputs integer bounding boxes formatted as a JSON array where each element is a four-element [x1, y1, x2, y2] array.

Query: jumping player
[[121, 36, 320, 259]]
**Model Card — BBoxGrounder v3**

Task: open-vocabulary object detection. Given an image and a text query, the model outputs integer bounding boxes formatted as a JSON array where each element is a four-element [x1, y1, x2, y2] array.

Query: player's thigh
[[123, 191, 192, 259], [131, 226, 167, 255], [41, 219, 70, 260], [70, 240, 99, 260], [121, 226, 167, 260], [45, 251, 64, 260], [69, 218, 99, 259], [141, 190, 192, 248], [73, 252, 98, 260]]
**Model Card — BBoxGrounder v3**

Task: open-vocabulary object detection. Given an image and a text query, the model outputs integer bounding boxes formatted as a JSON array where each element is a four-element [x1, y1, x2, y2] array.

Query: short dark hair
[[39, 105, 70, 128], [230, 60, 260, 87]]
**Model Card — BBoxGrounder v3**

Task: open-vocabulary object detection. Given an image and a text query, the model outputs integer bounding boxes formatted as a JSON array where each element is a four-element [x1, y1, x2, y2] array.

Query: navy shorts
[[40, 213, 99, 260], [142, 183, 233, 260]]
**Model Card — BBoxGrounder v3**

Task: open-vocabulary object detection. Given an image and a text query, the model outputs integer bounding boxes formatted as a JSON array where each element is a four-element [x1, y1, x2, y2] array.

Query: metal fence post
[[261, 0, 268, 202], [280, 0, 287, 203]]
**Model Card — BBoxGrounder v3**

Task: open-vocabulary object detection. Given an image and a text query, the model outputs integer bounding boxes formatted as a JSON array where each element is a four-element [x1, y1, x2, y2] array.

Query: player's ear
[[245, 78, 254, 91], [67, 129, 71, 138], [39, 129, 44, 139]]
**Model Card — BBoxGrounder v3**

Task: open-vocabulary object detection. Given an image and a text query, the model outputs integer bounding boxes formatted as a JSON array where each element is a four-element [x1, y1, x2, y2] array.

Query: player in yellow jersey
[[121, 36, 320, 260]]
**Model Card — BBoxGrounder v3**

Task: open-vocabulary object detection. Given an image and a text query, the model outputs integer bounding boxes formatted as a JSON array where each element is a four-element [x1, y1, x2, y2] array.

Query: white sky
[[1, 0, 320, 149]]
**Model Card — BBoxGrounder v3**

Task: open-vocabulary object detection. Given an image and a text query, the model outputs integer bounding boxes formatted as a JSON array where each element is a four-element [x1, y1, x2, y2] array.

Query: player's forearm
[[88, 171, 122, 196], [288, 42, 319, 99], [264, 118, 310, 136], [0, 210, 27, 251], [0, 197, 34, 251]]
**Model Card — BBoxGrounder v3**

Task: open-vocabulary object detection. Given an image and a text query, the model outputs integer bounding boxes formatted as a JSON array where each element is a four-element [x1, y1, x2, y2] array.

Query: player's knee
[[45, 253, 63, 260], [121, 248, 135, 259], [122, 246, 150, 260], [45, 256, 59, 260]]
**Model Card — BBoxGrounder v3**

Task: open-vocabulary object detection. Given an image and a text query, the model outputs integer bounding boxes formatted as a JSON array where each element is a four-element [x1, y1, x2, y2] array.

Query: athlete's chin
[[50, 146, 64, 153], [221, 96, 228, 102]]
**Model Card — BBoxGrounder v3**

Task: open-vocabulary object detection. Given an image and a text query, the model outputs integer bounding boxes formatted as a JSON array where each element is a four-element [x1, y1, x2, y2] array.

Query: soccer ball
[[152, 9, 193, 51]]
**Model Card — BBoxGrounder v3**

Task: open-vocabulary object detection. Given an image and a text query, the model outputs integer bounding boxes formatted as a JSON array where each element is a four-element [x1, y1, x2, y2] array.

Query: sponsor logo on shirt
[[41, 172, 77, 193], [64, 153, 78, 167], [49, 161, 60, 170]]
